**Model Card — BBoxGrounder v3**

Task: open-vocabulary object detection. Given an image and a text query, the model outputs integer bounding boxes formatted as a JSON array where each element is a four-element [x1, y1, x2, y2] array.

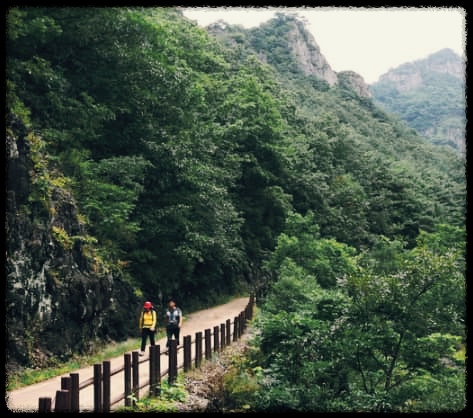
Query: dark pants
[[166, 324, 180, 347], [141, 328, 155, 352]]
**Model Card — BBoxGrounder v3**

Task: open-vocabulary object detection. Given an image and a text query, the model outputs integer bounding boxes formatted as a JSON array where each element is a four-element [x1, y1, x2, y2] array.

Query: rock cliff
[[207, 16, 336, 86], [377, 48, 464, 93], [337, 70, 372, 98], [207, 16, 372, 97], [286, 19, 338, 85], [370, 48, 465, 153], [6, 114, 137, 369]]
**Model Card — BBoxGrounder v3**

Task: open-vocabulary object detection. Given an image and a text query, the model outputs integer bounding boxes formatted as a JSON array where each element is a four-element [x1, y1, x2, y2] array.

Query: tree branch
[[385, 331, 404, 391], [356, 350, 369, 394]]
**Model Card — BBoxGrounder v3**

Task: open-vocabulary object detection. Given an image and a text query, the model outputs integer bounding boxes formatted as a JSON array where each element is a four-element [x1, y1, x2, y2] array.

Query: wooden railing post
[[220, 323, 225, 349], [94, 363, 102, 413], [149, 345, 155, 397], [38, 397, 52, 413], [213, 326, 219, 352], [226, 319, 231, 345], [124, 353, 132, 407], [195, 332, 202, 368], [168, 339, 177, 385], [61, 376, 71, 392], [205, 329, 211, 360], [155, 345, 161, 397], [236, 314, 240, 339], [183, 335, 191, 372], [70, 373, 79, 413], [60, 376, 71, 412], [103, 360, 111, 412], [132, 351, 139, 403], [55, 390, 71, 413], [249, 294, 255, 318], [233, 317, 238, 342], [149, 345, 156, 397]]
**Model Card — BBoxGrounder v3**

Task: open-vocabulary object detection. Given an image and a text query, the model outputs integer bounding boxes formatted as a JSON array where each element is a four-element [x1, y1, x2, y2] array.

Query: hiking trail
[[7, 297, 249, 412]]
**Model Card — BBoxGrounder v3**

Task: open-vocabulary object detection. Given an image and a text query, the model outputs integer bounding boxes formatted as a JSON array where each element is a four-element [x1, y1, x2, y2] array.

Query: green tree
[[221, 65, 291, 273], [267, 211, 357, 288], [342, 226, 465, 409], [254, 224, 465, 412]]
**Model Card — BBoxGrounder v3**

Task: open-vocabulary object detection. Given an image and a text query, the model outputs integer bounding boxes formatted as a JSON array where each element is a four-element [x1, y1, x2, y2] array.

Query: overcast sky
[[181, 7, 466, 84]]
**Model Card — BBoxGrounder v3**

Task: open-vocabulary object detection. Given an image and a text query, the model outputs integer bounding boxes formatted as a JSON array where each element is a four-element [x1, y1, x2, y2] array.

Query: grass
[[114, 374, 188, 413]]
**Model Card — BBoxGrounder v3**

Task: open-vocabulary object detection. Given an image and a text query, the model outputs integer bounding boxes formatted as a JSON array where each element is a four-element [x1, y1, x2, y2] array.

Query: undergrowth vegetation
[[115, 374, 188, 413]]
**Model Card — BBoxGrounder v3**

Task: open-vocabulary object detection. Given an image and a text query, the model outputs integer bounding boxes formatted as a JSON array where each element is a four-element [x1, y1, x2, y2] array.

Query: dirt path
[[6, 297, 250, 412]]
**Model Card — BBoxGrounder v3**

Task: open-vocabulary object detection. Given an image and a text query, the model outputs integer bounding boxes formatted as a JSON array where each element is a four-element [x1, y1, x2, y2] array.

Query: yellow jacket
[[139, 310, 157, 331]]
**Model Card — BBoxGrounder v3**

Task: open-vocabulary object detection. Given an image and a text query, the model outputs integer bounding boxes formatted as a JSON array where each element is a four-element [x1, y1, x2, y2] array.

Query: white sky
[[181, 7, 466, 84]]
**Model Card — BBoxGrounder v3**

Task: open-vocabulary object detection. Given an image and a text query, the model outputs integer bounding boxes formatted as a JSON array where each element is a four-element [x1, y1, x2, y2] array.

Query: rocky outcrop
[[208, 16, 339, 87], [337, 70, 372, 97], [286, 20, 338, 85], [370, 48, 466, 154], [6, 114, 137, 369], [377, 48, 464, 93], [378, 69, 424, 93]]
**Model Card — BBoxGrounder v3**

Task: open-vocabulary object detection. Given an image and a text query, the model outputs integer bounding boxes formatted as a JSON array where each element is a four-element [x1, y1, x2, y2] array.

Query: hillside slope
[[206, 14, 465, 244]]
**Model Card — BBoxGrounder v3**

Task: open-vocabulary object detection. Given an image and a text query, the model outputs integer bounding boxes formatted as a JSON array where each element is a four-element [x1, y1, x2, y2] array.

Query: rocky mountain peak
[[370, 48, 466, 154], [377, 48, 464, 93], [207, 15, 374, 97], [421, 48, 465, 78], [285, 19, 338, 85], [337, 70, 372, 97]]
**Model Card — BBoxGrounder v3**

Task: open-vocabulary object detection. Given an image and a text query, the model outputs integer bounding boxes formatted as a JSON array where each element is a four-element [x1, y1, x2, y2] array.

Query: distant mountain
[[370, 48, 466, 153]]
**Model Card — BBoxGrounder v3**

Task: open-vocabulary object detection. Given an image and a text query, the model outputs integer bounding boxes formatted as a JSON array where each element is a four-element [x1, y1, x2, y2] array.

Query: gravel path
[[6, 297, 250, 412]]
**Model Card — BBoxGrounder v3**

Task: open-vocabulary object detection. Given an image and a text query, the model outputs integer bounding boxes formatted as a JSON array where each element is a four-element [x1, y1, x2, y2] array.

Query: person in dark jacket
[[166, 298, 182, 348]]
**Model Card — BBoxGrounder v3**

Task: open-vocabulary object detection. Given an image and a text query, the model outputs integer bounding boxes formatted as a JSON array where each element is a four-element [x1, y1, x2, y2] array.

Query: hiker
[[166, 298, 183, 348], [139, 301, 157, 356]]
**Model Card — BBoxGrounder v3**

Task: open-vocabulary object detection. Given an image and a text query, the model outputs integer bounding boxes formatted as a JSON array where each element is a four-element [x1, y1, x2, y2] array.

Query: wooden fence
[[38, 295, 255, 412]]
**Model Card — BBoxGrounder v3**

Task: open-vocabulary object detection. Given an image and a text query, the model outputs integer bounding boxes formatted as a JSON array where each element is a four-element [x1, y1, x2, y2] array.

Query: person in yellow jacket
[[139, 301, 157, 356]]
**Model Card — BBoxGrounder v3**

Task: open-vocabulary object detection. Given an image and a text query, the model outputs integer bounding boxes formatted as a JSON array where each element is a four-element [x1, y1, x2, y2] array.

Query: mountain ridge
[[207, 14, 371, 97]]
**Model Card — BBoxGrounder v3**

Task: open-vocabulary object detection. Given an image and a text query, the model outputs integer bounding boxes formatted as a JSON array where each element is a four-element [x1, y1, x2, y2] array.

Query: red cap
[[144, 301, 152, 309]]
